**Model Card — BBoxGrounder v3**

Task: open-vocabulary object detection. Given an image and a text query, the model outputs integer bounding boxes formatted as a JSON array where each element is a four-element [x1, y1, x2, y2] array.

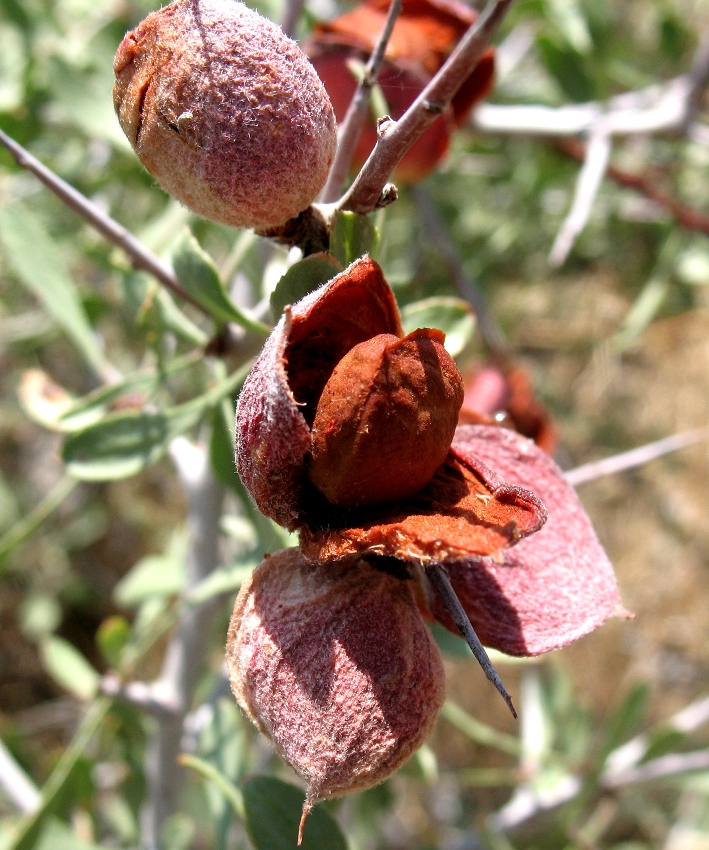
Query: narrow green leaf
[[40, 636, 100, 701], [599, 681, 650, 762], [536, 35, 595, 101], [172, 229, 269, 333], [62, 362, 250, 481], [7, 698, 111, 850], [243, 776, 347, 850], [401, 297, 476, 357], [545, 0, 592, 54], [61, 407, 200, 481], [114, 531, 187, 608], [0, 476, 78, 567], [270, 253, 342, 318], [180, 754, 245, 818], [441, 701, 521, 757], [58, 353, 198, 432], [0, 203, 109, 375], [330, 211, 378, 267]]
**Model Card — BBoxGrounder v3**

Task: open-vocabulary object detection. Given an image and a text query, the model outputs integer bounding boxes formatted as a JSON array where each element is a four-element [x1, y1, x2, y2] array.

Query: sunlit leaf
[[172, 228, 269, 333], [401, 296, 476, 357], [270, 253, 342, 318], [0, 203, 109, 375], [62, 363, 249, 480], [40, 636, 100, 701], [330, 210, 378, 267]]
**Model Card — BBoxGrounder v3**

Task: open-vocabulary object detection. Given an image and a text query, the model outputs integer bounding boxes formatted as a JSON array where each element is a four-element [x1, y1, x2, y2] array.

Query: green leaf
[[545, 0, 592, 54], [209, 400, 240, 492], [330, 211, 378, 267], [40, 636, 100, 701], [441, 701, 520, 757], [114, 531, 187, 608], [6, 698, 111, 850], [172, 229, 269, 333], [243, 776, 347, 850], [180, 754, 245, 818], [34, 818, 111, 850], [270, 253, 342, 318], [0, 203, 109, 375], [58, 353, 198, 432], [62, 362, 250, 481], [401, 297, 476, 357], [537, 35, 596, 101], [186, 558, 257, 606], [96, 616, 131, 669], [599, 681, 650, 762], [61, 407, 200, 481]]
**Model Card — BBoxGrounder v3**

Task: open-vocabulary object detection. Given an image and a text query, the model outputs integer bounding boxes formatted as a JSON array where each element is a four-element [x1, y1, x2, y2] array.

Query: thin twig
[[565, 428, 709, 487], [100, 675, 179, 719], [604, 748, 709, 789], [280, 0, 305, 38], [340, 0, 515, 214], [320, 0, 404, 203], [141, 437, 225, 848], [411, 185, 509, 356], [549, 130, 612, 267], [558, 138, 709, 237], [491, 690, 709, 832], [425, 562, 517, 718], [0, 129, 209, 317]]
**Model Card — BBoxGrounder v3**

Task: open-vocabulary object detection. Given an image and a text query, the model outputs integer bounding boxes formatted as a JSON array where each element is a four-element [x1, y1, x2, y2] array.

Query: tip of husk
[[298, 794, 314, 845]]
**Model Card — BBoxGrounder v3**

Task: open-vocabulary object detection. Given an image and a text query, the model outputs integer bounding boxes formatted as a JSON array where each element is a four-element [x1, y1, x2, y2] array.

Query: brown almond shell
[[235, 256, 402, 529]]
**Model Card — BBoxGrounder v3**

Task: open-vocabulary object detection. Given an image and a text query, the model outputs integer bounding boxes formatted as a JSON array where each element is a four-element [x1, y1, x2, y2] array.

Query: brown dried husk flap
[[300, 443, 547, 563]]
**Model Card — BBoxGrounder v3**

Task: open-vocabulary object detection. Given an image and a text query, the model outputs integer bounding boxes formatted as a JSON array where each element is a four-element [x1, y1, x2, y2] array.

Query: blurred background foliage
[[1, 0, 709, 848]]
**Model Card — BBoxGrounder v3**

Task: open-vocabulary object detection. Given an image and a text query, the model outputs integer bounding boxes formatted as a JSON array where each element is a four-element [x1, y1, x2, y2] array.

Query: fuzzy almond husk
[[113, 0, 337, 229], [308, 328, 464, 506], [226, 548, 445, 805]]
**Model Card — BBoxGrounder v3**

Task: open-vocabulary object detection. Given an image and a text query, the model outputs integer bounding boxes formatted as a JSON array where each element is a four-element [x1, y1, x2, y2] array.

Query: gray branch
[[339, 0, 515, 214], [320, 0, 404, 203], [140, 437, 225, 849]]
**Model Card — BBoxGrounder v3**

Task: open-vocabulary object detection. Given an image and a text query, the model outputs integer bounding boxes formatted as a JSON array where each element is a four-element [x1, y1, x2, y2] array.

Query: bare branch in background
[[0, 129, 210, 317], [565, 428, 709, 487], [470, 29, 709, 264], [320, 0, 403, 203], [491, 690, 709, 833], [558, 137, 709, 237], [141, 437, 225, 848], [340, 0, 515, 215], [549, 131, 611, 267], [280, 0, 305, 38]]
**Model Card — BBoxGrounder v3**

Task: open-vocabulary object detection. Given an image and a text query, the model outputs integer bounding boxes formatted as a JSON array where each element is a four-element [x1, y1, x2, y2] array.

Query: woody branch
[[338, 0, 516, 215]]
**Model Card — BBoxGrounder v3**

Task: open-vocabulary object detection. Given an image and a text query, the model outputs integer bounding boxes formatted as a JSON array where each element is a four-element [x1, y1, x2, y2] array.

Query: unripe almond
[[307, 328, 464, 506], [226, 548, 445, 813], [113, 0, 337, 229]]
